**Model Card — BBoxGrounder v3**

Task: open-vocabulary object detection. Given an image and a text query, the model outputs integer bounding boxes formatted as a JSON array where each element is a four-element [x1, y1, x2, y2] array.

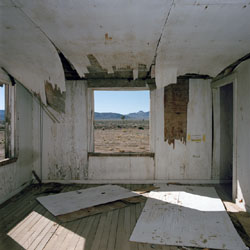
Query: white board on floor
[[37, 185, 139, 216], [130, 185, 248, 250]]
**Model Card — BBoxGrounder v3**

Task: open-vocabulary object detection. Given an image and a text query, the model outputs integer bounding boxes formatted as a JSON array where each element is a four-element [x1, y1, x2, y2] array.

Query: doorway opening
[[220, 83, 233, 193]]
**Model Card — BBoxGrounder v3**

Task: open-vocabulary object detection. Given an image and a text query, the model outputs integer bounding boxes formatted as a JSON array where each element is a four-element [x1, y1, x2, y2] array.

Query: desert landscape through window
[[94, 90, 150, 153]]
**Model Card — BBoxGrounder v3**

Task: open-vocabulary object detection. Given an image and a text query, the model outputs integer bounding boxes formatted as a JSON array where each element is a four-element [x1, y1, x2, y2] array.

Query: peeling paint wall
[[33, 81, 89, 181], [0, 83, 33, 204], [153, 78, 212, 180], [37, 78, 213, 182], [164, 79, 189, 146]]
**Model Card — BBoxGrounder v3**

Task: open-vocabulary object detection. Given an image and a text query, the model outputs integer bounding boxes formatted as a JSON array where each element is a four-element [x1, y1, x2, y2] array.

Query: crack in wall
[[148, 0, 175, 77]]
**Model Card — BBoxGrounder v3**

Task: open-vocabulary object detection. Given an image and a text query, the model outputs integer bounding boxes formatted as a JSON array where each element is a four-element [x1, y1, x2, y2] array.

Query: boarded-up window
[[164, 79, 189, 147]]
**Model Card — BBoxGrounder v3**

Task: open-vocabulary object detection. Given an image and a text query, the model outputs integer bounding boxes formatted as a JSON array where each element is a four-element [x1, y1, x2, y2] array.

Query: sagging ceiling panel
[[13, 0, 172, 76], [1, 0, 250, 97], [156, 0, 250, 77], [0, 3, 65, 103]]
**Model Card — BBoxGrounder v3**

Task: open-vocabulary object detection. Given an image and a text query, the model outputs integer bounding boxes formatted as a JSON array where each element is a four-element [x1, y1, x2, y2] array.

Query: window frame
[[0, 83, 17, 166], [87, 87, 153, 155]]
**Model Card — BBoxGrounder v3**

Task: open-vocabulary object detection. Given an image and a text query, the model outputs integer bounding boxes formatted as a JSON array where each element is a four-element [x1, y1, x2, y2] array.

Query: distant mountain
[[94, 111, 149, 120], [126, 111, 149, 120], [0, 110, 4, 122], [94, 112, 123, 120]]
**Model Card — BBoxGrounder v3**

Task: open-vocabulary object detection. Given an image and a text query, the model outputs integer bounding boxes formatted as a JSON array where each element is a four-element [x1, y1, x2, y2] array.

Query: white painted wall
[[234, 60, 250, 211], [37, 81, 89, 180], [89, 156, 154, 180], [152, 79, 212, 180], [0, 83, 33, 204], [38, 79, 213, 183]]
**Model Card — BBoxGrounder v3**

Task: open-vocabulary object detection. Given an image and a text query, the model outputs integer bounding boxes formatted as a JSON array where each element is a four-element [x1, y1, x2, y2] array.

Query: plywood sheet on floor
[[130, 185, 248, 250], [37, 184, 139, 216]]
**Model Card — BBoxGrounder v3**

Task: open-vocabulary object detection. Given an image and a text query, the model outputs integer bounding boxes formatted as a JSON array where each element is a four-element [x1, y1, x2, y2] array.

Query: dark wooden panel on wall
[[164, 79, 189, 147], [87, 78, 156, 89]]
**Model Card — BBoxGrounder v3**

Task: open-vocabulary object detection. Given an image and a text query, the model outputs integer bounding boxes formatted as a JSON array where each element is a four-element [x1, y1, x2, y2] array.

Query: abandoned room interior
[[0, 0, 250, 249]]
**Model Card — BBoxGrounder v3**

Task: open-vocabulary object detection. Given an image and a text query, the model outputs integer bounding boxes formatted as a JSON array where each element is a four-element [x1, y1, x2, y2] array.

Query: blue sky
[[94, 90, 149, 114], [0, 86, 4, 110]]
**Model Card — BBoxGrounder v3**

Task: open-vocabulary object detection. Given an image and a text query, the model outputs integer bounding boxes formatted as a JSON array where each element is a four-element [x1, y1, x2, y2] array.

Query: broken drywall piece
[[130, 185, 248, 250], [56, 186, 157, 222], [57, 196, 146, 223], [37, 184, 140, 216], [45, 81, 66, 113]]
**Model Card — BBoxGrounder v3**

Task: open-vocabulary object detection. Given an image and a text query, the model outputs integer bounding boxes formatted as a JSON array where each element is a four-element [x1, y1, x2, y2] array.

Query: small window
[[0, 83, 16, 161], [94, 90, 150, 153]]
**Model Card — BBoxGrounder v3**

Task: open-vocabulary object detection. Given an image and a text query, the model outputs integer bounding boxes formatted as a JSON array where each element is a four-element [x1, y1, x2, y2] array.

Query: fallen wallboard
[[57, 196, 146, 222], [130, 185, 248, 250], [37, 185, 147, 217]]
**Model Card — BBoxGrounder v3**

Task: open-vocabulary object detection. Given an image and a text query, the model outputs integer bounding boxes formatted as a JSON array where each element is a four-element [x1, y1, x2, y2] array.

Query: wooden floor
[[0, 183, 249, 250]]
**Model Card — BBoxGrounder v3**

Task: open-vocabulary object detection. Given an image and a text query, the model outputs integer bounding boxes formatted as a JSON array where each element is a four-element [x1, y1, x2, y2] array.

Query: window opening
[[94, 90, 150, 153]]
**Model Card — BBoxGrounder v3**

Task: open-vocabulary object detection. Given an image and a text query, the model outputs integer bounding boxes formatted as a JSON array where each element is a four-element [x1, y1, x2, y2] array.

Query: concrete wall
[[152, 79, 212, 180], [234, 60, 250, 211], [0, 83, 33, 204]]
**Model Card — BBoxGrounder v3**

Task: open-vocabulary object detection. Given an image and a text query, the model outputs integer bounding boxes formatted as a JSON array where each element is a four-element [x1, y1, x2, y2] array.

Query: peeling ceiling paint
[[0, 0, 250, 96], [13, 0, 172, 76], [0, 4, 65, 103]]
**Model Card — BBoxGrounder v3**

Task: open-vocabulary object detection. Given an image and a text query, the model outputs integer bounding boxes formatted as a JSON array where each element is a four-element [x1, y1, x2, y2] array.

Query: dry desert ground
[[94, 120, 149, 153]]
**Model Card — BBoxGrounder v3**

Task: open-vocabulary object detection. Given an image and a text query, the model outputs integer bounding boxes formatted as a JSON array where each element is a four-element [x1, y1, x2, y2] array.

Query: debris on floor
[[229, 211, 250, 248], [37, 184, 157, 222], [130, 185, 248, 250]]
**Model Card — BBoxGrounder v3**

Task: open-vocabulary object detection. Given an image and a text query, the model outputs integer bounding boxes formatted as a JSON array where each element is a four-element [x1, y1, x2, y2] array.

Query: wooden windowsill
[[0, 157, 17, 167], [88, 152, 154, 157]]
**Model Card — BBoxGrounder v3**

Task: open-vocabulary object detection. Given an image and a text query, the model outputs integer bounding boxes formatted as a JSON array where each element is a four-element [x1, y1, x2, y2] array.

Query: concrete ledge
[[88, 152, 154, 157]]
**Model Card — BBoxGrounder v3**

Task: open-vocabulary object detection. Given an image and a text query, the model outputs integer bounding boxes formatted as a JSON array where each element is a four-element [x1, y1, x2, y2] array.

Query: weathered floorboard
[[0, 183, 248, 250]]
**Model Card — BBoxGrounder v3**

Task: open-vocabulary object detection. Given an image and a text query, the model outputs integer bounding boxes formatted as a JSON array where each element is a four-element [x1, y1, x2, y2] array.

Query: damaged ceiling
[[156, 0, 250, 80], [0, 3, 65, 103], [1, 0, 250, 105]]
